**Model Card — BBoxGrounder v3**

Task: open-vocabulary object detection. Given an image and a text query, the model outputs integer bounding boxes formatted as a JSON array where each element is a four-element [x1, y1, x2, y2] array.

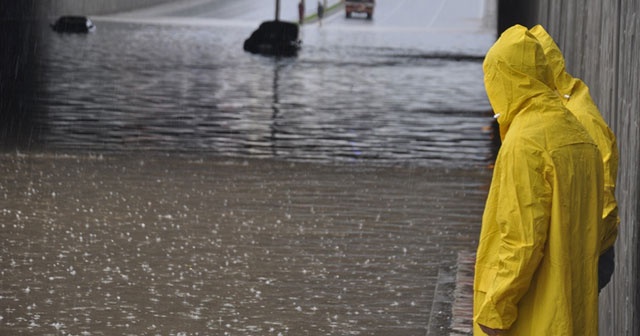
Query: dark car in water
[[51, 16, 96, 33], [243, 20, 301, 57]]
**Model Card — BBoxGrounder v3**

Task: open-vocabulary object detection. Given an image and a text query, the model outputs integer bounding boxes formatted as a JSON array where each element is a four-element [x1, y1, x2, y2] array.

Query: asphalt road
[[113, 0, 494, 34]]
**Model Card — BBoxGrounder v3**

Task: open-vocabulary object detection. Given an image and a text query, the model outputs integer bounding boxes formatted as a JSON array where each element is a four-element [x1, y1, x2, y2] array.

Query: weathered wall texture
[[37, 0, 174, 17], [499, 0, 640, 335], [0, 1, 43, 148]]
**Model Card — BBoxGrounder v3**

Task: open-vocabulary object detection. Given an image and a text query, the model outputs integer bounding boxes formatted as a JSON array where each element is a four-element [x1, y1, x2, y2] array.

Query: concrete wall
[[498, 1, 640, 335], [37, 0, 175, 17], [0, 1, 42, 148]]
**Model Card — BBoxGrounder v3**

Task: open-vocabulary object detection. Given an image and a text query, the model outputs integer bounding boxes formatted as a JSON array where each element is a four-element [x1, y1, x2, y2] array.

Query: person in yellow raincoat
[[529, 24, 620, 293], [473, 25, 604, 335]]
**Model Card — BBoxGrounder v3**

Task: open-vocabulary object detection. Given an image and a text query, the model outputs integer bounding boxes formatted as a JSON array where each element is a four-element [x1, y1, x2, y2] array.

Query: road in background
[[113, 0, 493, 31], [107, 0, 495, 51], [37, 0, 497, 167]]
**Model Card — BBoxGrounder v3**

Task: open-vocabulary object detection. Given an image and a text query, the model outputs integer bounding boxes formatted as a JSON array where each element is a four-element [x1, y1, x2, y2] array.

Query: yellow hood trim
[[483, 25, 556, 140]]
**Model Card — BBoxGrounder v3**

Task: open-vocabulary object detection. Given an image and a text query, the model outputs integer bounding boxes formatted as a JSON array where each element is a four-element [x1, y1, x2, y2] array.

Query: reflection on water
[[35, 20, 494, 167]]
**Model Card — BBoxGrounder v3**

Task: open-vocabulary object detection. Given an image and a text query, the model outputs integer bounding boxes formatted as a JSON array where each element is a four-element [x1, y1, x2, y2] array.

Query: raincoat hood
[[529, 25, 577, 97], [483, 25, 555, 140]]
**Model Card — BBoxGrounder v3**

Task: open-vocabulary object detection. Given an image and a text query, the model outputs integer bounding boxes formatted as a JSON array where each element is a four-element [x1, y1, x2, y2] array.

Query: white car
[[345, 0, 375, 19]]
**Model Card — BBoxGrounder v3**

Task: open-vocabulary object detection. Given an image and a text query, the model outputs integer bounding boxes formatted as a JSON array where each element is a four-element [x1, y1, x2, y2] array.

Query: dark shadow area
[[0, 0, 45, 149], [497, 0, 537, 33], [490, 118, 500, 162], [270, 60, 283, 157]]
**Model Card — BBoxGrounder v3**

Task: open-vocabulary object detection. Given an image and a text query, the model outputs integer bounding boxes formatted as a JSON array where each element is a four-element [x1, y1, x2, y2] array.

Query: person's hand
[[479, 323, 506, 335]]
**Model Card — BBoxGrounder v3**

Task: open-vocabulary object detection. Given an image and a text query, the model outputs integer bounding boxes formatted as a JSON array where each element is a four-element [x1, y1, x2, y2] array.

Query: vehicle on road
[[345, 0, 375, 19], [243, 21, 301, 57], [50, 16, 96, 33]]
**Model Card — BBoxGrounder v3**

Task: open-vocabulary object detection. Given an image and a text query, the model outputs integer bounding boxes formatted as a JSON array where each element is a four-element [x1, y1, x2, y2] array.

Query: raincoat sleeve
[[600, 134, 619, 252], [476, 141, 552, 329]]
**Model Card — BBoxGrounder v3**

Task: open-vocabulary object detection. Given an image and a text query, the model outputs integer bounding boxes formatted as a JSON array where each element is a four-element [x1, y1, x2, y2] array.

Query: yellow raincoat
[[473, 25, 604, 335], [530, 24, 619, 253]]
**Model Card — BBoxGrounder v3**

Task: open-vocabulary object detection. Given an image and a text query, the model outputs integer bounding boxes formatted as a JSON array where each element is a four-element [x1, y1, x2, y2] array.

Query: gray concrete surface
[[37, 0, 175, 17]]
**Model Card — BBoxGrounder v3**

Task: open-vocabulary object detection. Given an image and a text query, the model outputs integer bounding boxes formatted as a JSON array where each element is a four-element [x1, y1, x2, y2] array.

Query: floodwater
[[1, 153, 490, 335], [31, 16, 496, 167], [2, 2, 496, 335]]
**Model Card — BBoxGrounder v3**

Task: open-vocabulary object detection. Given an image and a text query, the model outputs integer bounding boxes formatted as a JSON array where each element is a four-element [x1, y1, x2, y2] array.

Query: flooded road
[[2, 0, 496, 334], [1, 153, 490, 335], [31, 0, 496, 167]]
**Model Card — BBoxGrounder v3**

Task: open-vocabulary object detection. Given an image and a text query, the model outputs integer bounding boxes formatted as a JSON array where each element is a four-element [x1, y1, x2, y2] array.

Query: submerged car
[[51, 16, 96, 33], [243, 20, 301, 57], [345, 0, 375, 19]]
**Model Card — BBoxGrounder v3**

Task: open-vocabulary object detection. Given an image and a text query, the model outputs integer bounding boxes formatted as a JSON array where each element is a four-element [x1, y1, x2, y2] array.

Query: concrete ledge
[[449, 251, 475, 335], [426, 251, 475, 336], [427, 260, 457, 336], [37, 0, 175, 17]]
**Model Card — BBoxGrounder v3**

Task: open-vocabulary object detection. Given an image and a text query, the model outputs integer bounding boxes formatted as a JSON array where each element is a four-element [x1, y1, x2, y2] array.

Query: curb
[[427, 260, 457, 336], [449, 251, 475, 335], [426, 251, 475, 336], [301, 1, 344, 24]]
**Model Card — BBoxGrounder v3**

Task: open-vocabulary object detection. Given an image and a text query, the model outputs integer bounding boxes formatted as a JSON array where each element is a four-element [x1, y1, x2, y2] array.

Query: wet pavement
[[0, 152, 488, 335]]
